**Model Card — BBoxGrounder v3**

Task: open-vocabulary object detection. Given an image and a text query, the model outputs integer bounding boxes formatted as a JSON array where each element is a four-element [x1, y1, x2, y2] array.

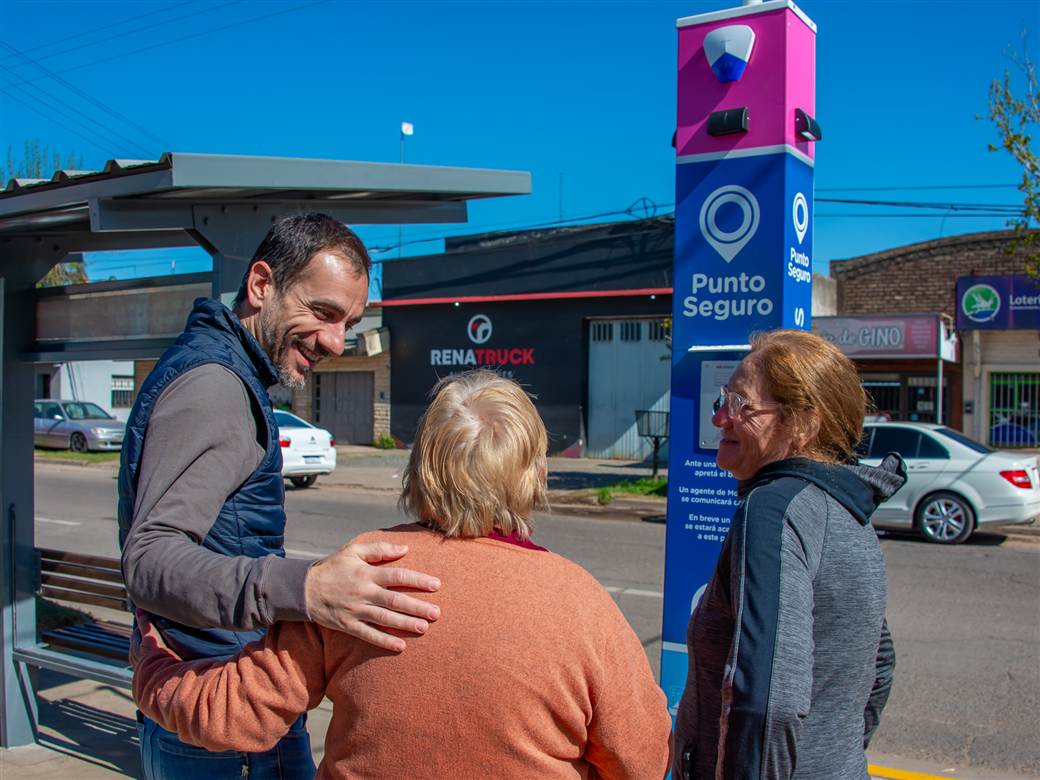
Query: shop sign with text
[[957, 275, 1040, 330]]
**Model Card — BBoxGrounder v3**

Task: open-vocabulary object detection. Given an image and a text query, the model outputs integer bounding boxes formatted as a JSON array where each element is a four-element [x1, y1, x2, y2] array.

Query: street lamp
[[399, 121, 413, 258]]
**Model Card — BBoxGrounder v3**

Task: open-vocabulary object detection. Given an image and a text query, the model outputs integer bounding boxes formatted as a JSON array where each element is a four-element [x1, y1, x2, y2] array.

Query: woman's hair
[[749, 329, 866, 464], [400, 370, 548, 539]]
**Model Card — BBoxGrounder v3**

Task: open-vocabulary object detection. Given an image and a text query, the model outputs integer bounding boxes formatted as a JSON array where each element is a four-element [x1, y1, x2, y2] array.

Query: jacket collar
[[184, 298, 281, 388], [738, 455, 907, 525]]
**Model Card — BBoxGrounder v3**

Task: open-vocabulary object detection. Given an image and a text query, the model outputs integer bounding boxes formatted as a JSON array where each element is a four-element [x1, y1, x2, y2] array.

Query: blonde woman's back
[[316, 525, 670, 779]]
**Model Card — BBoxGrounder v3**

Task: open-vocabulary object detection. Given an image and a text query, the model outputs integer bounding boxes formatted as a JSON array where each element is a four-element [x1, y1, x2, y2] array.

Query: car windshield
[[934, 427, 994, 454], [62, 402, 114, 420], [273, 411, 314, 429]]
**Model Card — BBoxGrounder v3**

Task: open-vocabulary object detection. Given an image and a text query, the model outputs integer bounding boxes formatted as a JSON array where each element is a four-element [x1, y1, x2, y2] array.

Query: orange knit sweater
[[132, 524, 672, 779]]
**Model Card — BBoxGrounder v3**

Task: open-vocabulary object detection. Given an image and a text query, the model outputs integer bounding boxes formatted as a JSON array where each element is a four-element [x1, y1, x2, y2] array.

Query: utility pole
[[399, 122, 414, 259]]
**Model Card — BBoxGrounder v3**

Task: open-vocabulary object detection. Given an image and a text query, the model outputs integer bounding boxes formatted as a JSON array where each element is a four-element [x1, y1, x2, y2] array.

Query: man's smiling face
[[258, 251, 368, 388]]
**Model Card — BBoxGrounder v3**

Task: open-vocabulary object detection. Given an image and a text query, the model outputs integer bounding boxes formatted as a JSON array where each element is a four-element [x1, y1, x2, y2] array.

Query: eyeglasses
[[712, 386, 779, 419]]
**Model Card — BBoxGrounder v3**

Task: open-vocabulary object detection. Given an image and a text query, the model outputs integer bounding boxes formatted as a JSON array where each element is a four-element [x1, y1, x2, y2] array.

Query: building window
[[647, 320, 667, 341], [111, 376, 134, 408], [989, 372, 1040, 448], [591, 322, 613, 342], [620, 321, 642, 342]]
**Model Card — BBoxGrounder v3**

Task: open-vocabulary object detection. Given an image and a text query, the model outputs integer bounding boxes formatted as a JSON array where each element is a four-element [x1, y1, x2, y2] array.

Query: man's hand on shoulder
[[304, 541, 441, 653]]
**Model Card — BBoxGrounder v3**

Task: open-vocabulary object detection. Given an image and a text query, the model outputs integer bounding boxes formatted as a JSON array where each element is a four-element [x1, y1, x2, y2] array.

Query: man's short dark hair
[[233, 213, 372, 308]]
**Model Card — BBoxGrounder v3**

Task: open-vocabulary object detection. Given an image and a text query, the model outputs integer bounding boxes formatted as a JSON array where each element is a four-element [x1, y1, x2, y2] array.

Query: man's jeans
[[137, 711, 316, 779]]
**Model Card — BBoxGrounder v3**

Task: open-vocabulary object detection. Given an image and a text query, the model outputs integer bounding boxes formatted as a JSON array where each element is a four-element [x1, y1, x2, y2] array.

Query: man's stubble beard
[[258, 304, 307, 390]]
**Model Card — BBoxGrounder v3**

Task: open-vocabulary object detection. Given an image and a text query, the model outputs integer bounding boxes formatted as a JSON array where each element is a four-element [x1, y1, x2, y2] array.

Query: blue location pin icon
[[699, 184, 760, 263], [792, 192, 809, 245]]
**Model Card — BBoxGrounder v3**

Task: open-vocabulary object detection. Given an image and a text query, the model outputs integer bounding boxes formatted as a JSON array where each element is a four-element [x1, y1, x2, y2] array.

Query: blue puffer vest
[[118, 298, 286, 661]]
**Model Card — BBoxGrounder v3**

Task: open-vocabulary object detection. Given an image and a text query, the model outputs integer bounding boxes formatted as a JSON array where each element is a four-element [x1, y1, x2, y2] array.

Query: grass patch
[[34, 448, 120, 464], [602, 477, 667, 498]]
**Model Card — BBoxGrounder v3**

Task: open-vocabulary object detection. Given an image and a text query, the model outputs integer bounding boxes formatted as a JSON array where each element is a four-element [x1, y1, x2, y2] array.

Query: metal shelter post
[[0, 240, 65, 746]]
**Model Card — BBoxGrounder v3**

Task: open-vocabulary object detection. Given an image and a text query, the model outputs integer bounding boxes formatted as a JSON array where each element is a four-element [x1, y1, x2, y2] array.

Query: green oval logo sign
[[961, 283, 1001, 323]]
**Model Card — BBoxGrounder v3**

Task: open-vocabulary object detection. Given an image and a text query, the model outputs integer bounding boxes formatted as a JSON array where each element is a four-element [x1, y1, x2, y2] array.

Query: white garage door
[[586, 318, 671, 459]]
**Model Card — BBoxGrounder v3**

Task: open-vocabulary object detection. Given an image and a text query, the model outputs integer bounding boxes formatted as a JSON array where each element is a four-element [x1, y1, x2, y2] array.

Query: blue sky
[[1, 0, 1036, 293]]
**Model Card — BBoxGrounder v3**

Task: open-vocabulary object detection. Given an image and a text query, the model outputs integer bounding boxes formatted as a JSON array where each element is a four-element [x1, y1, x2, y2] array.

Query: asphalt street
[[33, 462, 1040, 777]]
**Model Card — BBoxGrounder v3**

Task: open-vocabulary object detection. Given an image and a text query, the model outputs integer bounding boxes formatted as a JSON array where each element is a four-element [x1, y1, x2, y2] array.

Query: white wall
[[42, 360, 136, 422]]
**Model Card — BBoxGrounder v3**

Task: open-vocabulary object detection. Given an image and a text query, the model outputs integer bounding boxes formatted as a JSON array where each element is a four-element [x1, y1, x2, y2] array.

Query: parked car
[[858, 422, 1040, 544], [274, 410, 336, 488], [33, 399, 125, 452]]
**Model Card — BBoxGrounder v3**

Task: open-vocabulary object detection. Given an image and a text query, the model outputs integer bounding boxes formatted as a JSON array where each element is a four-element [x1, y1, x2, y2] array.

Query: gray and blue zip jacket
[[118, 298, 301, 661], [673, 455, 905, 780]]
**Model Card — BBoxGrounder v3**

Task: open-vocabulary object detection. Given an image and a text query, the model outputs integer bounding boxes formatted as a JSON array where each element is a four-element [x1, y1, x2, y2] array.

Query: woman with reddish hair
[[673, 329, 904, 780]]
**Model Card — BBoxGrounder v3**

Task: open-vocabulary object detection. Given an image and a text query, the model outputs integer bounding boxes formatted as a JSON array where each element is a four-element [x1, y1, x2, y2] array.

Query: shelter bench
[[27, 547, 133, 687]]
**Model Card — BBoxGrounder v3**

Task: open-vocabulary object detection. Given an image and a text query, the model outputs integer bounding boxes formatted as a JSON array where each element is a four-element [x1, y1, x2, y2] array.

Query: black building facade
[[381, 217, 674, 455]]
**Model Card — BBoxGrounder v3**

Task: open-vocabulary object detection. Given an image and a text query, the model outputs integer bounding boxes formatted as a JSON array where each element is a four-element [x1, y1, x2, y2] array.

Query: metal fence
[[989, 372, 1040, 448]]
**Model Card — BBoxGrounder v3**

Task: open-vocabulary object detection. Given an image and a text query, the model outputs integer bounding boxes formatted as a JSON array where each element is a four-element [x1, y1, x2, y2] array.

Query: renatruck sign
[[661, 0, 818, 716]]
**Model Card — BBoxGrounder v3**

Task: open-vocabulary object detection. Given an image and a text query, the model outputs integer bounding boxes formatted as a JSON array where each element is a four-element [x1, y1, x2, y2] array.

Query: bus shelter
[[0, 152, 530, 746]]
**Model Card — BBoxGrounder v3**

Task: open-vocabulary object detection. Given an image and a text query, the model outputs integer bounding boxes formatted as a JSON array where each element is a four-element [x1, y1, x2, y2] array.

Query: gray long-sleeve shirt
[[121, 363, 312, 630]]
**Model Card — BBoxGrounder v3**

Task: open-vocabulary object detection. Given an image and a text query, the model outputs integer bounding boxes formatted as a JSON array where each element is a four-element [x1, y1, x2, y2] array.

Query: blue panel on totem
[[673, 152, 814, 347], [661, 347, 747, 651], [660, 150, 814, 703]]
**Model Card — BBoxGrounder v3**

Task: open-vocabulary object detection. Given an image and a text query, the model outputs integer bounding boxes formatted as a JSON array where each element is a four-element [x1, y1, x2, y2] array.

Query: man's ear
[[244, 261, 276, 309]]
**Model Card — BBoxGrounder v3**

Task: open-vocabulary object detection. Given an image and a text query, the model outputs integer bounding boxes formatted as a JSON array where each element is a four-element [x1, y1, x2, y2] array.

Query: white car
[[274, 411, 336, 489], [859, 422, 1040, 544]]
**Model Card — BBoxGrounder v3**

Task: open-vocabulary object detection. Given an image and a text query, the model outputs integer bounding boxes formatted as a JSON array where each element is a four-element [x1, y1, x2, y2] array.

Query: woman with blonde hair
[[132, 369, 671, 779], [673, 330, 905, 780]]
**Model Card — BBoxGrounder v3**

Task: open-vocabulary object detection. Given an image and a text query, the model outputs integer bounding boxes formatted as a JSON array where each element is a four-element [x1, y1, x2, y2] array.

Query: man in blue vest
[[118, 213, 441, 778]]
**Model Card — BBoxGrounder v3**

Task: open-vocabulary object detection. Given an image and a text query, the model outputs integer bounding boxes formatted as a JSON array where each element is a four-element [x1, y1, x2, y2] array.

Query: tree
[[985, 40, 1040, 273], [1, 140, 88, 287]]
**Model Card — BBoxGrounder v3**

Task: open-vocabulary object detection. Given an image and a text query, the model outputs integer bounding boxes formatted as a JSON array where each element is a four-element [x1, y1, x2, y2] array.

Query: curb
[[549, 496, 667, 523], [33, 454, 119, 469]]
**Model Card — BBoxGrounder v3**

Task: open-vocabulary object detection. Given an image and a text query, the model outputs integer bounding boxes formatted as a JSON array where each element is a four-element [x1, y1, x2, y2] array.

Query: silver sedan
[[33, 399, 125, 452], [859, 422, 1040, 544]]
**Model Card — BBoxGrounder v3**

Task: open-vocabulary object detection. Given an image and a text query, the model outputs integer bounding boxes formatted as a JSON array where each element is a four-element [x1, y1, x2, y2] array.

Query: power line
[[1, 1, 329, 90], [0, 1, 199, 63], [0, 51, 156, 158], [371, 198, 675, 255], [0, 89, 128, 158], [3, 1, 241, 70], [0, 39, 170, 153], [0, 80, 152, 159], [816, 213, 1022, 219], [371, 194, 1023, 257], [816, 184, 1019, 192], [817, 197, 1022, 212]]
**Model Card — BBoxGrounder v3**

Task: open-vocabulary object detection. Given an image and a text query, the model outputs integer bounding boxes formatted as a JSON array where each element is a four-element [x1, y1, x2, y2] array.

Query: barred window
[[620, 321, 642, 342], [591, 322, 613, 342], [111, 375, 134, 408], [647, 321, 667, 341]]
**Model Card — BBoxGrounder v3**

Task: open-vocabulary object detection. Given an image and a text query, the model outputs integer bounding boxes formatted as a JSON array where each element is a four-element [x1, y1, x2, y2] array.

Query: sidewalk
[[318, 444, 671, 522], [0, 667, 1027, 780]]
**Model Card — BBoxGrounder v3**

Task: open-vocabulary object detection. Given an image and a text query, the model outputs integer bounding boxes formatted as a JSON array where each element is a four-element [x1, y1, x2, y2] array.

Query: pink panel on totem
[[676, 3, 816, 158]]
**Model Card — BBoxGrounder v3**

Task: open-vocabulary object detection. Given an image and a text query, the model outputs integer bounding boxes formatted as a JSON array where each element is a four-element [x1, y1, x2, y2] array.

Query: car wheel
[[290, 475, 317, 489], [914, 491, 975, 544], [70, 432, 89, 453]]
